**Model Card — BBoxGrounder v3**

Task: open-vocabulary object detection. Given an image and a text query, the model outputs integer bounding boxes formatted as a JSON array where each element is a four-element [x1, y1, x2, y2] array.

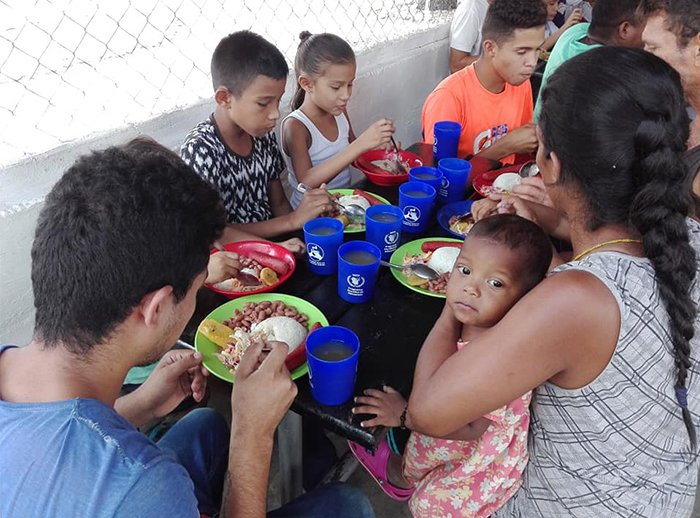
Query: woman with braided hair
[[410, 46, 700, 517]]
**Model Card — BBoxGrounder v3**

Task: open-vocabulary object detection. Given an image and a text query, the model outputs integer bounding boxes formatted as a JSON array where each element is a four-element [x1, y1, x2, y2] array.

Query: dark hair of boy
[[291, 31, 355, 110], [540, 46, 697, 446], [481, 0, 548, 43], [589, 0, 645, 40], [211, 30, 289, 97], [468, 213, 553, 291], [31, 138, 226, 354], [639, 0, 700, 46]]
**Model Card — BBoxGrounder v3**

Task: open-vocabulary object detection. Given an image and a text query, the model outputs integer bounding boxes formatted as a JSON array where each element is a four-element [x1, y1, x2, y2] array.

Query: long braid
[[629, 118, 697, 449]]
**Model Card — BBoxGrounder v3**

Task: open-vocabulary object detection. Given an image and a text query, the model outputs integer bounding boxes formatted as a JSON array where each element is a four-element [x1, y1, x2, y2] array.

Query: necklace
[[573, 239, 642, 261]]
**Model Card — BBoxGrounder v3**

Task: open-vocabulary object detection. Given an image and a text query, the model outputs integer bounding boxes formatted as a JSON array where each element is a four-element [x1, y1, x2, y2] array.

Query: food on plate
[[448, 213, 475, 236], [198, 319, 234, 348], [401, 243, 461, 294], [214, 300, 317, 373], [492, 172, 522, 193], [427, 246, 460, 275], [370, 159, 410, 175], [327, 189, 385, 230], [212, 255, 284, 292]]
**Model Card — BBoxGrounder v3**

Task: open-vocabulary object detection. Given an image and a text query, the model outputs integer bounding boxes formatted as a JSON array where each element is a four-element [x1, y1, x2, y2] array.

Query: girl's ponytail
[[291, 32, 355, 111]]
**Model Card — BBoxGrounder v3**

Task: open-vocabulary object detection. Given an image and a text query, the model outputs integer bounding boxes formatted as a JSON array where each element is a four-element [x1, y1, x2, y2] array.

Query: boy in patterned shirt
[[181, 31, 333, 242]]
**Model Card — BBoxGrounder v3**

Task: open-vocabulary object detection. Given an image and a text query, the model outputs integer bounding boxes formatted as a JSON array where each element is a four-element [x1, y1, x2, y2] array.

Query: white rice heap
[[250, 316, 307, 352], [427, 247, 460, 274], [493, 172, 522, 192]]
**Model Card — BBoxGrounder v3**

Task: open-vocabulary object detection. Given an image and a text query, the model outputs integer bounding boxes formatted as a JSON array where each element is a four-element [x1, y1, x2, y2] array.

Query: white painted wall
[[0, 25, 450, 345]]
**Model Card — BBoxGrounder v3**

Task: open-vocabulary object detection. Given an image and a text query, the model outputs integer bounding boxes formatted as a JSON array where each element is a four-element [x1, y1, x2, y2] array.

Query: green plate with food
[[195, 293, 329, 383], [328, 188, 390, 234], [388, 237, 464, 299]]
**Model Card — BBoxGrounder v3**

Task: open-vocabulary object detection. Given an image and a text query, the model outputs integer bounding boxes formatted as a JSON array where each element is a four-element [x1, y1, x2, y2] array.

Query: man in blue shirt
[[0, 138, 374, 518]]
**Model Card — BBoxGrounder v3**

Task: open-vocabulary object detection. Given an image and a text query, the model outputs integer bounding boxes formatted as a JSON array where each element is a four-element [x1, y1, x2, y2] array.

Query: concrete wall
[[0, 24, 450, 345]]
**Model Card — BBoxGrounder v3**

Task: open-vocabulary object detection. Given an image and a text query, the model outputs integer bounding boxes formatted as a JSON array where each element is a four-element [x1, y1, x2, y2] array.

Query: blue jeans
[[158, 408, 375, 518]]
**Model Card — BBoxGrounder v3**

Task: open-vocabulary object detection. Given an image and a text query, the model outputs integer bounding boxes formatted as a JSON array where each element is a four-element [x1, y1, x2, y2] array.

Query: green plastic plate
[[388, 237, 463, 299], [329, 189, 390, 234], [194, 293, 329, 383]]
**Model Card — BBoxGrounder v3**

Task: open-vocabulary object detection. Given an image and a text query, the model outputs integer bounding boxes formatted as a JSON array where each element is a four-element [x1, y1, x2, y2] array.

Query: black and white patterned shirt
[[180, 116, 285, 224]]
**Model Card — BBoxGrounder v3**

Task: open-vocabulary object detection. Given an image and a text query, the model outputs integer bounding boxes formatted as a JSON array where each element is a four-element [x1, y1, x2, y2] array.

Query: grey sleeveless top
[[495, 218, 700, 517]]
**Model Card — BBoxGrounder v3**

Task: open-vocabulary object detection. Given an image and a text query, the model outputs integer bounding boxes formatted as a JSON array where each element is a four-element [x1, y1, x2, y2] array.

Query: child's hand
[[206, 251, 241, 284], [471, 197, 500, 221], [292, 188, 334, 229], [352, 385, 407, 428], [355, 118, 395, 153], [277, 237, 305, 256], [564, 7, 583, 28]]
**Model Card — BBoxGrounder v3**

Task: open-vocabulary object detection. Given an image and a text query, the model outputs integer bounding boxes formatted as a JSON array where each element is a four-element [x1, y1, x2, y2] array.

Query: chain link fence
[[0, 0, 454, 168]]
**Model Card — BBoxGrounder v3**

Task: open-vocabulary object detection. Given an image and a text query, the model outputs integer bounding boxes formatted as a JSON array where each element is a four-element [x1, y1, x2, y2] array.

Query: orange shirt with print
[[421, 65, 533, 164]]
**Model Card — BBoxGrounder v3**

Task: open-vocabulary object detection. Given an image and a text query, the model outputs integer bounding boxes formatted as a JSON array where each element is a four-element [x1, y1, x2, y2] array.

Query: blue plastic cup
[[307, 326, 360, 406], [433, 121, 462, 161], [337, 241, 381, 303], [365, 205, 403, 260], [399, 181, 437, 234], [303, 217, 345, 275], [437, 158, 472, 205], [409, 166, 443, 192]]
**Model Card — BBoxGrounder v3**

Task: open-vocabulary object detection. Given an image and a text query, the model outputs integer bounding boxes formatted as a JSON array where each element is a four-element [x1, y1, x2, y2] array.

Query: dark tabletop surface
[[182, 143, 500, 450]]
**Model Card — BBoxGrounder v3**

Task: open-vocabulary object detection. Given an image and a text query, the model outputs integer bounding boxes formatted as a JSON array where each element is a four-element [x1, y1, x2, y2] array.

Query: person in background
[[422, 0, 546, 164], [282, 31, 395, 209], [181, 31, 334, 244], [448, 0, 494, 73], [0, 139, 375, 518], [532, 0, 646, 121], [641, 0, 700, 201], [542, 0, 583, 51]]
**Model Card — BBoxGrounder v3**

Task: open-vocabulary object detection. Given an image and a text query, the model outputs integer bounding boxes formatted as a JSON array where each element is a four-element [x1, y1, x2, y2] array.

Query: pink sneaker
[[348, 438, 414, 501]]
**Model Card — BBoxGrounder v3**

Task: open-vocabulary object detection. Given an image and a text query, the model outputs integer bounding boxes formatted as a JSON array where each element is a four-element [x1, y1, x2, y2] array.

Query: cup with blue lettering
[[365, 205, 403, 260], [337, 241, 381, 303], [307, 325, 360, 406], [303, 217, 345, 275], [433, 121, 462, 161], [409, 166, 443, 192], [437, 158, 472, 204], [399, 181, 437, 234]]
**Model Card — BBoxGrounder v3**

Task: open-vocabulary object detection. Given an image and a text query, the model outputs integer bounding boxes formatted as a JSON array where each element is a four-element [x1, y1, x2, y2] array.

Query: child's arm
[[227, 181, 333, 238], [541, 8, 582, 51], [282, 117, 395, 188], [353, 385, 491, 441]]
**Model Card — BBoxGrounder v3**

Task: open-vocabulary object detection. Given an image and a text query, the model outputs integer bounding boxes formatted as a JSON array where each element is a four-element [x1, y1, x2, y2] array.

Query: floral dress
[[403, 342, 531, 518]]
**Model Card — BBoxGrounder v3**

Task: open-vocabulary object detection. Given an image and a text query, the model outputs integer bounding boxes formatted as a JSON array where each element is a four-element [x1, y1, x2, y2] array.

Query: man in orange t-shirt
[[422, 0, 546, 164]]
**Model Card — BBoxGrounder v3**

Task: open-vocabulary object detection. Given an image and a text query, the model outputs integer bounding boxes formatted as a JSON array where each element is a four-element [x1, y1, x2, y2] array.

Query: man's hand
[[352, 385, 407, 428], [231, 340, 297, 438], [116, 350, 208, 428], [291, 188, 334, 229], [206, 251, 241, 285]]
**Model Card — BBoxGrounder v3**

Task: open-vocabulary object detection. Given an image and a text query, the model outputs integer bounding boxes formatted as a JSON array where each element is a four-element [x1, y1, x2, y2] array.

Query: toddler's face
[[446, 237, 528, 328], [222, 74, 286, 137], [305, 62, 356, 116]]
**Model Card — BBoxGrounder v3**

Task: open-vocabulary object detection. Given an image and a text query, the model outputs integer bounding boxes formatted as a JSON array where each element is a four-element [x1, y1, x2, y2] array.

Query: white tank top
[[283, 109, 352, 208]]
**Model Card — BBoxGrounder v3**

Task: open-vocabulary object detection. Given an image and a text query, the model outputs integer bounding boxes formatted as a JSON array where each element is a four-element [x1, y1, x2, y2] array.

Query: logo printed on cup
[[403, 206, 421, 226], [307, 243, 325, 265], [346, 273, 366, 296], [384, 231, 399, 245]]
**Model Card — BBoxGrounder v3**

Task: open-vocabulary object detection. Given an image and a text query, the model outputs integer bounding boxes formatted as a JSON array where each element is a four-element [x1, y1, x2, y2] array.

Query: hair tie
[[675, 386, 688, 408]]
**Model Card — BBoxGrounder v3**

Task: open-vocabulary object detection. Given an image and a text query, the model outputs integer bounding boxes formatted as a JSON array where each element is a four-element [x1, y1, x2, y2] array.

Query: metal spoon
[[388, 136, 408, 175], [296, 183, 366, 223], [380, 260, 440, 280]]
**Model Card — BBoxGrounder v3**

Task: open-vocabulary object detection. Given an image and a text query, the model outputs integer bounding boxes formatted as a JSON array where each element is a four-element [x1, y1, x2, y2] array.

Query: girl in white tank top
[[282, 32, 395, 209]]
